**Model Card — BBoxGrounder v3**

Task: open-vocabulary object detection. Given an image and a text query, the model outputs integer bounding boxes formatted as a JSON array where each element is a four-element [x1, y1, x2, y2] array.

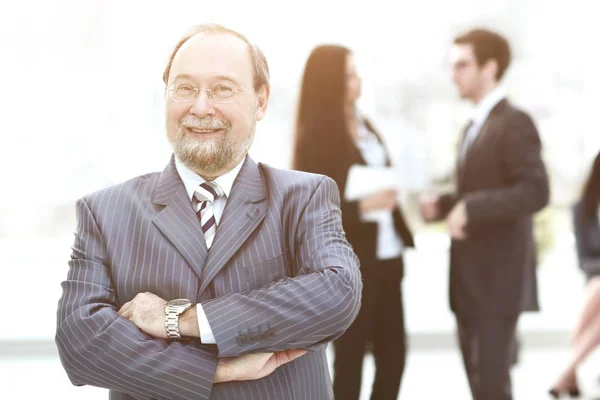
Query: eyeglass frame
[[167, 83, 255, 104]]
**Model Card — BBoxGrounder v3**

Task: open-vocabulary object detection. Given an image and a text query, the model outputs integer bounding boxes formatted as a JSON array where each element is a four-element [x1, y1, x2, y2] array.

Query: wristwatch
[[165, 299, 193, 339]]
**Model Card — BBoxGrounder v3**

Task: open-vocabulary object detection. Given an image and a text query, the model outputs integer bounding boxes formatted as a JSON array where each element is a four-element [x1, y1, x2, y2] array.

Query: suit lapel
[[458, 99, 507, 182], [152, 156, 208, 279], [198, 157, 267, 294]]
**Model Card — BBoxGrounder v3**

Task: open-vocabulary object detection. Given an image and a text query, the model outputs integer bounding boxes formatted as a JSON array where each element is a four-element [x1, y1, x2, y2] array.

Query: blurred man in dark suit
[[420, 28, 549, 400]]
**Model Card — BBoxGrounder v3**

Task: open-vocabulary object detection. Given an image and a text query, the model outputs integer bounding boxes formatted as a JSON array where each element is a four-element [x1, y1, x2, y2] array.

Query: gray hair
[[162, 23, 270, 90]]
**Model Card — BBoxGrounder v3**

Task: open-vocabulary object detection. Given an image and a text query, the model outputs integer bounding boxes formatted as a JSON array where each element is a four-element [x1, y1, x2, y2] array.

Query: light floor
[[3, 339, 600, 400]]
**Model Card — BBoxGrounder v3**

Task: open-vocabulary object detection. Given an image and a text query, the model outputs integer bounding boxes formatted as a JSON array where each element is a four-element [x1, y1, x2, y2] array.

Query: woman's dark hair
[[581, 151, 600, 218], [292, 45, 351, 177]]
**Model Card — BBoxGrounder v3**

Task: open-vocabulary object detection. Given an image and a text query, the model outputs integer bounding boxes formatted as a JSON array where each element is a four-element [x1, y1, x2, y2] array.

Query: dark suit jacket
[[55, 156, 362, 400], [438, 99, 549, 318], [296, 117, 414, 269], [573, 201, 600, 278]]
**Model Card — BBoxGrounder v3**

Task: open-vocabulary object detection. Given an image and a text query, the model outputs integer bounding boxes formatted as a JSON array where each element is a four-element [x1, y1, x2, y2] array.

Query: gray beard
[[171, 124, 254, 173]]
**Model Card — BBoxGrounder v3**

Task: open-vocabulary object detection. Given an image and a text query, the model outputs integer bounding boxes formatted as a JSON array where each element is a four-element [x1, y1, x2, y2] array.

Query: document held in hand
[[344, 164, 401, 222], [344, 164, 400, 201]]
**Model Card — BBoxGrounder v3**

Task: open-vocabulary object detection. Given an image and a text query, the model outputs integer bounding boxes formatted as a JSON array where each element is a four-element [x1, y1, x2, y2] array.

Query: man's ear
[[255, 85, 270, 121], [483, 58, 499, 82]]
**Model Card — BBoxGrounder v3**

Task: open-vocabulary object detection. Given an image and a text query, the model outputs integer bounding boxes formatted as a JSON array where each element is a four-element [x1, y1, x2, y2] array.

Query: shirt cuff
[[196, 303, 216, 344]]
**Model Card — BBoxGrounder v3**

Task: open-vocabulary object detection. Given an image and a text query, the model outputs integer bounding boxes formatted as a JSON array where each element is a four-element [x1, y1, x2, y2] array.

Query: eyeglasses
[[450, 59, 477, 72], [167, 83, 254, 104]]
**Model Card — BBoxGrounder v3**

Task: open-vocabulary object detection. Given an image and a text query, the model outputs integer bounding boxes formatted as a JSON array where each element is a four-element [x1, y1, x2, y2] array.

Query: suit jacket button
[[248, 333, 258, 343], [236, 334, 247, 346]]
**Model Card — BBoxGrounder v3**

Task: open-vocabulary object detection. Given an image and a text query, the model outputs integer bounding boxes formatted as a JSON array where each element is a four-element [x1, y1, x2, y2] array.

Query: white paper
[[344, 164, 400, 201], [360, 209, 391, 223]]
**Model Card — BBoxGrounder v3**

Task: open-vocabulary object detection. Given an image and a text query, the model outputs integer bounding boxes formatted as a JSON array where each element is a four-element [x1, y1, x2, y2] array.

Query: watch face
[[169, 299, 191, 307]]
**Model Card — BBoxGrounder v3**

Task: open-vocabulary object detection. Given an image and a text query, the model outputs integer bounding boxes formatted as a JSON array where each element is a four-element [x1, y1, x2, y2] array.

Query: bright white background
[[2, 0, 600, 398]]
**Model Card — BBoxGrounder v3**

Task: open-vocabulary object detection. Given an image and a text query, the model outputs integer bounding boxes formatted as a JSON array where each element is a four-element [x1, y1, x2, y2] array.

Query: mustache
[[180, 115, 230, 130]]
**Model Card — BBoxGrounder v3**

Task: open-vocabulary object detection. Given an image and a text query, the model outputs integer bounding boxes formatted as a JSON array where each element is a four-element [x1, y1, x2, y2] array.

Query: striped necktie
[[194, 181, 223, 249]]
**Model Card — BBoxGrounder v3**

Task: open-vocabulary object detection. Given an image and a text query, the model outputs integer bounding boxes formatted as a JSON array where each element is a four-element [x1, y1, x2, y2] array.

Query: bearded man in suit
[[55, 23, 361, 400]]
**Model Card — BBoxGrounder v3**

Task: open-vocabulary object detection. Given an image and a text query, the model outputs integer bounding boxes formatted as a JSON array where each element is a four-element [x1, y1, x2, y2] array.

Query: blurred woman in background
[[292, 44, 414, 400], [549, 151, 600, 398]]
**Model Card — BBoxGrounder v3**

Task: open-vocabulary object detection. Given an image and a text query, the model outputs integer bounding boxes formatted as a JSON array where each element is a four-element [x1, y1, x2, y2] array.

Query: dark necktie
[[459, 119, 475, 162]]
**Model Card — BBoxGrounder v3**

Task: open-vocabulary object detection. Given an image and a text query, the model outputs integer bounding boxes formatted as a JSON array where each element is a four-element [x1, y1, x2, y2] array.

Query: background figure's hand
[[446, 200, 468, 240], [118, 292, 168, 339], [215, 350, 307, 383], [419, 193, 440, 221], [359, 189, 398, 213]]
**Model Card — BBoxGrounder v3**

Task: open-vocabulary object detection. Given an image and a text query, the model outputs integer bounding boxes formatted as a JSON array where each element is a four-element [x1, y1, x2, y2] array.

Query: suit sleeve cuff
[[196, 303, 216, 344]]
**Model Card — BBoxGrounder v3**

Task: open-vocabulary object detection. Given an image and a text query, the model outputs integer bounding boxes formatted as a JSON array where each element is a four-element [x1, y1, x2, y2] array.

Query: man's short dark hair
[[454, 28, 511, 81]]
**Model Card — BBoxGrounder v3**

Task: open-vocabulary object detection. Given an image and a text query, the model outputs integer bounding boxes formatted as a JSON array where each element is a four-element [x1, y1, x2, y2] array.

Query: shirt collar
[[470, 86, 506, 125], [174, 156, 246, 201]]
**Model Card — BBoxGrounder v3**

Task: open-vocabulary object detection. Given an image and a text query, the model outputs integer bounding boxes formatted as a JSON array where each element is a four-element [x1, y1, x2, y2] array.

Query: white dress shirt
[[175, 156, 245, 344], [459, 86, 506, 160], [355, 118, 404, 260]]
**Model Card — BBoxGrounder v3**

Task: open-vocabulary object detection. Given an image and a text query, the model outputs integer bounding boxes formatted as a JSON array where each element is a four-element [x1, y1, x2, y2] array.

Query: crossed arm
[[116, 292, 306, 384], [56, 177, 361, 399]]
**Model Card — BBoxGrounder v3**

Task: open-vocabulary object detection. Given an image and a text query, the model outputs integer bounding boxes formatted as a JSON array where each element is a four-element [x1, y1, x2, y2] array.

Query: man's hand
[[419, 193, 440, 221], [215, 350, 307, 383], [359, 189, 398, 213], [446, 200, 468, 240], [118, 292, 169, 339]]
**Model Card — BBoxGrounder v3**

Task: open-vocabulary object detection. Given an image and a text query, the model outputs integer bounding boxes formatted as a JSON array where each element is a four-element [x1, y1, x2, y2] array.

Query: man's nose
[[189, 89, 216, 117], [451, 70, 459, 85]]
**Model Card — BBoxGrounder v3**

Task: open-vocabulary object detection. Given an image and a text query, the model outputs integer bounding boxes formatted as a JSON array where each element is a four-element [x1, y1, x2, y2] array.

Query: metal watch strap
[[165, 309, 182, 339], [165, 299, 192, 339]]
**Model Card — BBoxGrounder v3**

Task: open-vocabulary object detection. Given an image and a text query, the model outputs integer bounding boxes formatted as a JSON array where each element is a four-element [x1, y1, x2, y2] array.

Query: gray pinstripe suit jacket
[[55, 156, 362, 400]]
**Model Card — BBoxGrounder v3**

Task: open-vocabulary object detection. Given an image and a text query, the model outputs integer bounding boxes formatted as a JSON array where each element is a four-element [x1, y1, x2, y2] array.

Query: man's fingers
[[248, 352, 274, 365], [285, 349, 307, 363], [226, 352, 272, 367], [119, 308, 131, 320], [272, 349, 307, 367], [117, 301, 131, 316], [215, 350, 305, 383]]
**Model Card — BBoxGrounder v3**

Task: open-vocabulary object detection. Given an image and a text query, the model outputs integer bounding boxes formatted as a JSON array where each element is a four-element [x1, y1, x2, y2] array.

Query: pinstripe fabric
[[56, 156, 362, 400]]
